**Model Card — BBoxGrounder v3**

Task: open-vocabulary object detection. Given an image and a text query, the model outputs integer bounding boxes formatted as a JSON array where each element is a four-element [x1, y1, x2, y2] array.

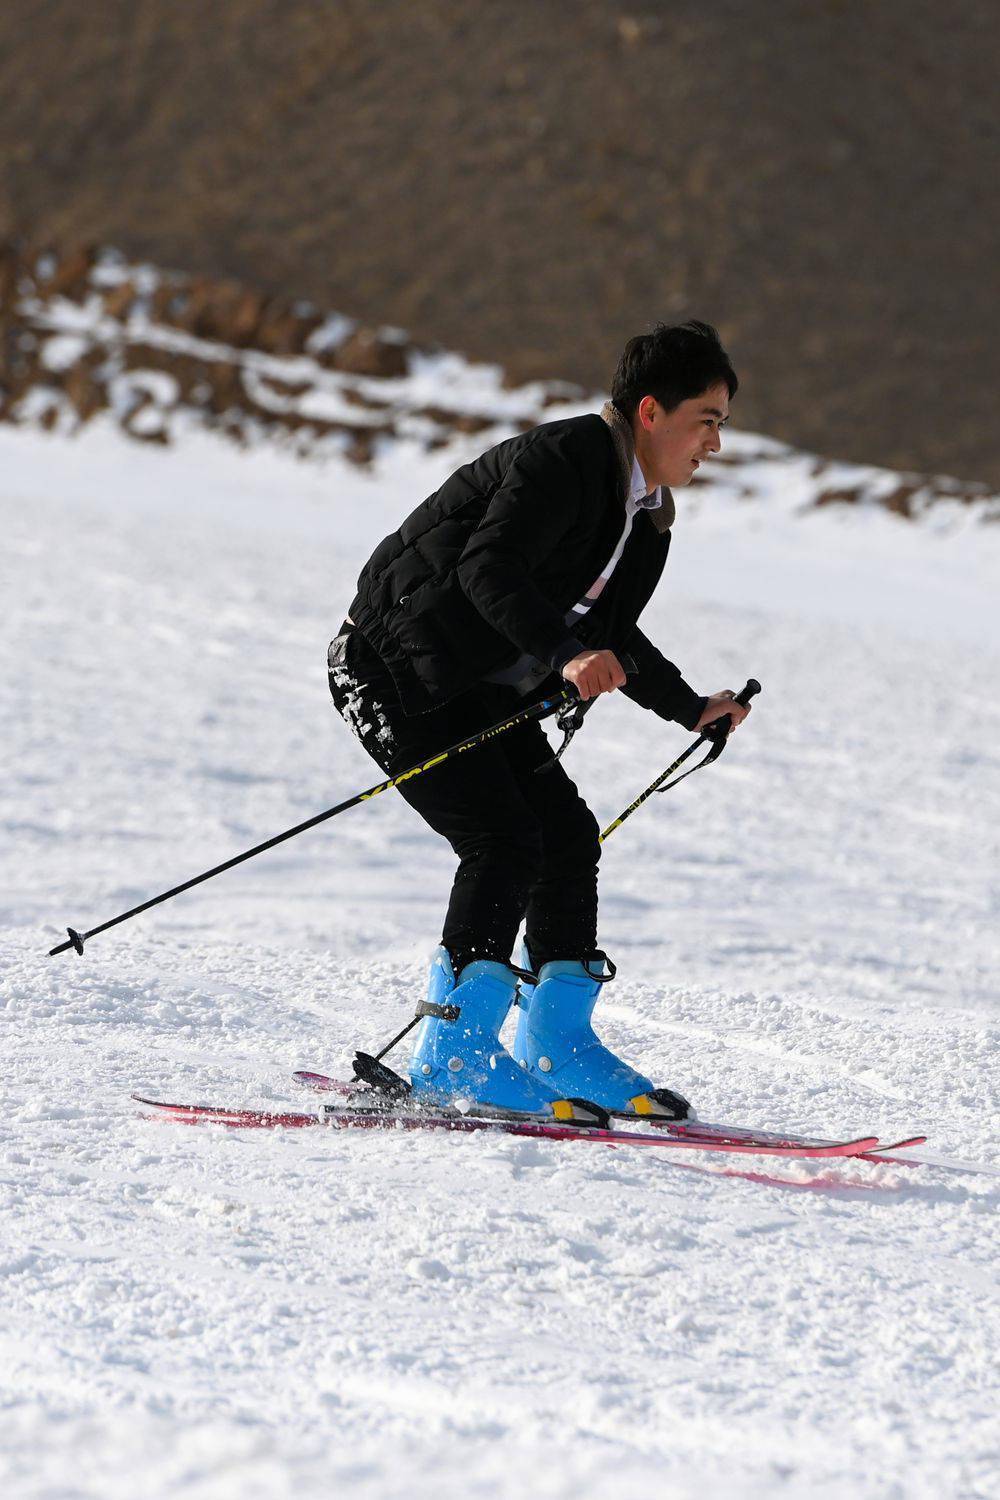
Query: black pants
[[328, 626, 600, 972]]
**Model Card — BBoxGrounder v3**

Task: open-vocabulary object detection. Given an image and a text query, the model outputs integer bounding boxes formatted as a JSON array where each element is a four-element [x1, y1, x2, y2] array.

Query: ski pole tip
[[49, 926, 85, 957]]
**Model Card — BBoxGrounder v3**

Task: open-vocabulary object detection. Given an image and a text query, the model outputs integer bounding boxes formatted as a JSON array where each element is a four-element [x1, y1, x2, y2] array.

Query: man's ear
[[636, 395, 657, 430]]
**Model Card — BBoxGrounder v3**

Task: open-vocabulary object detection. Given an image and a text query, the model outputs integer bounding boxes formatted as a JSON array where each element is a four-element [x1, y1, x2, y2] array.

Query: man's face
[[634, 381, 731, 488]]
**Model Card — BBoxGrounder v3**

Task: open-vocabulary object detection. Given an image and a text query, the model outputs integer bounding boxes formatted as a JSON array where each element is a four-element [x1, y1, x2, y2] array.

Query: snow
[[1, 409, 998, 1500]]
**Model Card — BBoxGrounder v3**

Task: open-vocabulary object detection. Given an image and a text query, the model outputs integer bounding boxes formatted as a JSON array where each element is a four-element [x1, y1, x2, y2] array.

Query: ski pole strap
[[535, 652, 637, 773], [535, 696, 591, 772], [600, 677, 760, 841]]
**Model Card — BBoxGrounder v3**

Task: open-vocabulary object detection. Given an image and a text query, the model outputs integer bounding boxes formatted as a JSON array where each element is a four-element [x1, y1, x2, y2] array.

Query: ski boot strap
[[513, 951, 616, 1005], [581, 951, 617, 984]]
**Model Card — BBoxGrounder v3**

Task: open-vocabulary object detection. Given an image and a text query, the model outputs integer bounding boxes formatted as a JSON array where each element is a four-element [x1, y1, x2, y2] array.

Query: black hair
[[610, 320, 738, 418]]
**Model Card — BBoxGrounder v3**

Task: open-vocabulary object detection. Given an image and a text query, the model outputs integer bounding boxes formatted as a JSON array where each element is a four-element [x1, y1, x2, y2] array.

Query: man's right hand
[[561, 649, 627, 701]]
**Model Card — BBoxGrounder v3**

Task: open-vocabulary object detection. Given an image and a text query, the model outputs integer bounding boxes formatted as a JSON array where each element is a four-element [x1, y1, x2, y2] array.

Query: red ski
[[292, 1070, 925, 1164], [133, 1092, 881, 1159]]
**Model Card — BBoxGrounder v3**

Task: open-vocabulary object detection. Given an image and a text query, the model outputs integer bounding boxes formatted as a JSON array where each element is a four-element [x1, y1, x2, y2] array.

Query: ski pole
[[48, 684, 578, 958], [600, 678, 761, 841]]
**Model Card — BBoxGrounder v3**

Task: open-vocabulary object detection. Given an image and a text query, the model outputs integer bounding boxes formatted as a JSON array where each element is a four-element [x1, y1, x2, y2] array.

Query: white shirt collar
[[629, 454, 661, 511]]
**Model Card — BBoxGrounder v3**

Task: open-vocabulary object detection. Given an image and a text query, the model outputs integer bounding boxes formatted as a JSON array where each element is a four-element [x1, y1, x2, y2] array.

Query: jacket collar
[[600, 401, 675, 533]]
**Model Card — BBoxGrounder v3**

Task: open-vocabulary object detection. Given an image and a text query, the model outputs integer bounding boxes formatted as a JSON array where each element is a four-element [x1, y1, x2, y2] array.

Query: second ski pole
[[601, 678, 761, 841], [48, 684, 579, 958]]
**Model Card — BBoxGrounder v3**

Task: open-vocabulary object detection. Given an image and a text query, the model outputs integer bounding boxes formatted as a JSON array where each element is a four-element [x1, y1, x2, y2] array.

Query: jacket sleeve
[[455, 431, 588, 671], [618, 625, 706, 731]]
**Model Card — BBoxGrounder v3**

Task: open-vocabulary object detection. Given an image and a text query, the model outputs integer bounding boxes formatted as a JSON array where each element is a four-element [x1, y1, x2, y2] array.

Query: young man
[[329, 320, 749, 1119]]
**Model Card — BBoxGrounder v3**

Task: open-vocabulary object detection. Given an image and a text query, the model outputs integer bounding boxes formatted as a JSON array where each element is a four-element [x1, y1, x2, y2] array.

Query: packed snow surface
[[1, 414, 997, 1500]]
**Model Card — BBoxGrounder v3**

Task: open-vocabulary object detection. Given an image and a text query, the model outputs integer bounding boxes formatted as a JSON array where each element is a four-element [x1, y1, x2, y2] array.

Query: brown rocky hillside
[[1, 0, 998, 483], [5, 244, 995, 524]]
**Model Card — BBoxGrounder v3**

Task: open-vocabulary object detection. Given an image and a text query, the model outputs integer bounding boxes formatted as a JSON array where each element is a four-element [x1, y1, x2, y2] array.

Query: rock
[[414, 405, 494, 434], [338, 385, 393, 411], [0, 243, 20, 314], [540, 383, 586, 407], [228, 287, 268, 347], [63, 363, 107, 422], [343, 429, 376, 465], [195, 280, 263, 347], [203, 360, 242, 415], [151, 279, 186, 327], [175, 278, 218, 339], [881, 483, 920, 518], [253, 372, 314, 401], [102, 282, 137, 321], [0, 325, 42, 412], [255, 301, 322, 356], [333, 328, 409, 378], [41, 246, 97, 301]]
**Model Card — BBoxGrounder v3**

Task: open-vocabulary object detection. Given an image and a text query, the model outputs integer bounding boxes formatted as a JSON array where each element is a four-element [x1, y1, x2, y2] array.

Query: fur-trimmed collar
[[599, 401, 675, 532]]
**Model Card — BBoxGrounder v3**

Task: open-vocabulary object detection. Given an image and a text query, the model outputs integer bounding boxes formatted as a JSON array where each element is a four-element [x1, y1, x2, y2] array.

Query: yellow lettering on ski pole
[[358, 778, 392, 803]]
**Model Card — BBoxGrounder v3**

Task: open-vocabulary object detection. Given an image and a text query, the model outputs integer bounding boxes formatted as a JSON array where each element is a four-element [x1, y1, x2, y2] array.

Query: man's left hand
[[696, 690, 751, 737]]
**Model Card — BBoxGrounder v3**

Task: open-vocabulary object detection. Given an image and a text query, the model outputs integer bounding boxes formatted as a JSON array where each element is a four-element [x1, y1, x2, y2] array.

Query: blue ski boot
[[408, 947, 590, 1118], [513, 948, 690, 1119]]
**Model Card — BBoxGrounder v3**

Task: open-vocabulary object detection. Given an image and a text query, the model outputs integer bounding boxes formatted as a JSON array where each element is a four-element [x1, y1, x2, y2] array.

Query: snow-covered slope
[[1, 410, 997, 1500]]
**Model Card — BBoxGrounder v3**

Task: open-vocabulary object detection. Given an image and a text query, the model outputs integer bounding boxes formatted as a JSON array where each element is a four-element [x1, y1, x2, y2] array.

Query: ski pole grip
[[703, 678, 761, 749], [721, 677, 761, 727]]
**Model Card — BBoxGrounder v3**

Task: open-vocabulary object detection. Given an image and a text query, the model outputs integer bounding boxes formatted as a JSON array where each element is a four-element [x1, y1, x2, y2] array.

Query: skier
[[328, 320, 749, 1119]]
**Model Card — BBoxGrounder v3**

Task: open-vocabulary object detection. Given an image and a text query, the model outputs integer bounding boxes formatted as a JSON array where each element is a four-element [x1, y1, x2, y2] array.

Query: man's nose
[[707, 426, 722, 453]]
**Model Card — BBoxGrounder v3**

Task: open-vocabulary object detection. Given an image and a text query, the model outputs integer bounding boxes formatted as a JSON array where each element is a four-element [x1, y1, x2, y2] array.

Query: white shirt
[[567, 456, 662, 621], [484, 455, 661, 690]]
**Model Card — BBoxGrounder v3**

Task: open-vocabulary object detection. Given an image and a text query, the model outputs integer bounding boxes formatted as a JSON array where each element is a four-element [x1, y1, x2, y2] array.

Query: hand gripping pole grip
[[703, 677, 761, 750]]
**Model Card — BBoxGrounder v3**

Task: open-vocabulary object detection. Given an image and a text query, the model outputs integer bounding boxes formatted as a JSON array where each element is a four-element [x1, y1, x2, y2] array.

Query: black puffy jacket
[[348, 413, 705, 729]]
